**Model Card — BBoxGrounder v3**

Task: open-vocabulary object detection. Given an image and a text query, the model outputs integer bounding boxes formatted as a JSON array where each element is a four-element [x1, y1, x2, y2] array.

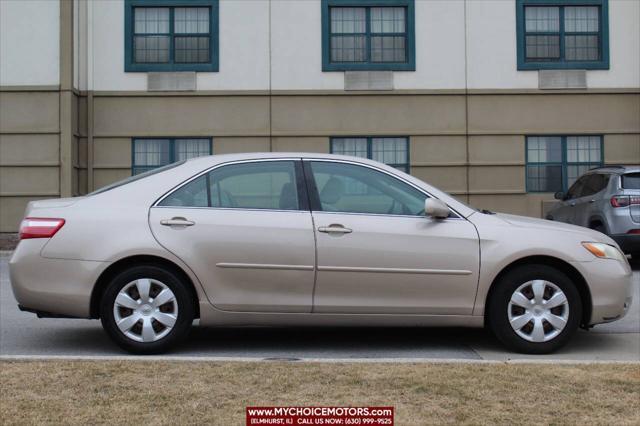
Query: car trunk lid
[[25, 197, 84, 216]]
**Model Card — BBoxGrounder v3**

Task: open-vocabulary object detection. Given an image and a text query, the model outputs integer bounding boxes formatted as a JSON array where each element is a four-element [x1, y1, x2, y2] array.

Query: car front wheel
[[487, 264, 582, 354], [100, 265, 194, 354]]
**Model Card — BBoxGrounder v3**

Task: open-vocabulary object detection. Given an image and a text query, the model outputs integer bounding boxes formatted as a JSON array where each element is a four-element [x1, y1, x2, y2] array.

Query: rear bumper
[[610, 233, 640, 254], [9, 239, 110, 318]]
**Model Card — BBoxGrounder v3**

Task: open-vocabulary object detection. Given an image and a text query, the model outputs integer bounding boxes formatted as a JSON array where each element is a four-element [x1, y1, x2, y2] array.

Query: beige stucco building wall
[[1, 0, 640, 232]]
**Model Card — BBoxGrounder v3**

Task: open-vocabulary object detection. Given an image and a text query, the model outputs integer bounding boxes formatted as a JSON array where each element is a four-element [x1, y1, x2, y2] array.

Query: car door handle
[[160, 217, 195, 227], [570, 202, 576, 207], [318, 225, 352, 234], [589, 199, 596, 203]]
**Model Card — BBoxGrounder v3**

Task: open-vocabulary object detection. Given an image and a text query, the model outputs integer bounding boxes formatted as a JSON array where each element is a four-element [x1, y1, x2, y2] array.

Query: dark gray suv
[[547, 166, 640, 258]]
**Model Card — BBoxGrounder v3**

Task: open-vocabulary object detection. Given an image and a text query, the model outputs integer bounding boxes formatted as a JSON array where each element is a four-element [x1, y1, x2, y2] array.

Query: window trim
[[516, 0, 609, 70], [154, 157, 464, 219], [124, 0, 219, 72], [330, 136, 410, 172], [321, 0, 416, 72], [525, 135, 604, 193], [131, 137, 212, 175]]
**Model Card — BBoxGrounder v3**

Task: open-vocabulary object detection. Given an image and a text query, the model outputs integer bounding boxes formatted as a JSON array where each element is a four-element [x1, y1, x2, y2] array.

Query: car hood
[[494, 213, 616, 245]]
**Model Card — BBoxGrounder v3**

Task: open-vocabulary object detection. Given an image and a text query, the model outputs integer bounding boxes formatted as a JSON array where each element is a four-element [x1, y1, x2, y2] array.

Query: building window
[[322, 0, 415, 71], [132, 138, 212, 175], [516, 0, 609, 70], [526, 135, 603, 193], [124, 0, 218, 72], [331, 137, 410, 172]]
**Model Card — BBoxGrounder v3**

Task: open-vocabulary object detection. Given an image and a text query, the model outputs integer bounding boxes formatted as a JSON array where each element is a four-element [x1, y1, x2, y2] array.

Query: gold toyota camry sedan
[[9, 153, 633, 354]]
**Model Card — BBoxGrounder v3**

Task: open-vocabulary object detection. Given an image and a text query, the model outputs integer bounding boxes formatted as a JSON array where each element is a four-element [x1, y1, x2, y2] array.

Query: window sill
[[323, 63, 415, 72], [518, 61, 609, 71], [125, 63, 218, 73]]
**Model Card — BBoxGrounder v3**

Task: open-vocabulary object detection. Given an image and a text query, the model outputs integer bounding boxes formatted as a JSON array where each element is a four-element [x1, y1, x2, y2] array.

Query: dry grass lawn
[[1, 361, 639, 425]]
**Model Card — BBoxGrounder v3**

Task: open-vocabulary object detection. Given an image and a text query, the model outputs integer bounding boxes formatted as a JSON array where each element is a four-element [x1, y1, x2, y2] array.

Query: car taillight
[[19, 218, 65, 240], [611, 195, 640, 208], [628, 229, 640, 235]]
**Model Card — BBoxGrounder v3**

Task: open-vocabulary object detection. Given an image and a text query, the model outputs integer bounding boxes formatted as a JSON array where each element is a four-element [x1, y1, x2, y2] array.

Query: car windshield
[[89, 161, 186, 195], [621, 173, 640, 189]]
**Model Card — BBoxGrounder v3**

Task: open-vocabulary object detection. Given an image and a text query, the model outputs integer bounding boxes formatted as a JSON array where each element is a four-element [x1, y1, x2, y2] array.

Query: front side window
[[160, 161, 303, 210], [309, 161, 425, 216], [526, 135, 603, 193], [322, 0, 415, 71], [125, 0, 218, 72], [133, 138, 211, 175], [331, 137, 409, 173], [516, 0, 609, 70]]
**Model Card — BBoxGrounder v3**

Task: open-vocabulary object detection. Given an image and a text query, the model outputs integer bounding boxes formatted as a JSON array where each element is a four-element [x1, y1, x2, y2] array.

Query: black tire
[[100, 265, 194, 354], [592, 224, 606, 234], [487, 264, 582, 354]]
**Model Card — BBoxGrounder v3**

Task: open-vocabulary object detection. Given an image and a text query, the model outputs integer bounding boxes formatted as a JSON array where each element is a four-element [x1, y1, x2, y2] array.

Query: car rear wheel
[[487, 264, 582, 354], [100, 265, 194, 354]]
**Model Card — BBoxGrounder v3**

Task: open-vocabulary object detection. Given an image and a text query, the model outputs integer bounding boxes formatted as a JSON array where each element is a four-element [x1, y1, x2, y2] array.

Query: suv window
[[159, 161, 301, 210], [309, 161, 426, 216], [580, 174, 609, 198], [621, 173, 640, 189]]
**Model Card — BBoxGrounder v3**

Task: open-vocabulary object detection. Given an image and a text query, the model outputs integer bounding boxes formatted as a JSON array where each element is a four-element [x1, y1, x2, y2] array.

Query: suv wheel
[[487, 264, 582, 354], [100, 265, 194, 354]]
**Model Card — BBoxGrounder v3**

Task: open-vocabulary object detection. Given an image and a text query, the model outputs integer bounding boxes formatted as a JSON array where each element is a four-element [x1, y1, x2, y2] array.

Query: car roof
[[90, 152, 477, 218], [584, 165, 640, 175], [183, 152, 386, 167]]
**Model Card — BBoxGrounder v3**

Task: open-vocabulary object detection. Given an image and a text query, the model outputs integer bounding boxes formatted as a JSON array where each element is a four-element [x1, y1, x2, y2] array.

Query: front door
[[149, 160, 316, 313], [552, 176, 588, 224], [305, 160, 480, 315]]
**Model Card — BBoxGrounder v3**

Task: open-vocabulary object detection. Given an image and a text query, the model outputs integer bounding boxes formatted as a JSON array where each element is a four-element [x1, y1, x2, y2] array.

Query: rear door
[[149, 160, 316, 313], [305, 160, 480, 315]]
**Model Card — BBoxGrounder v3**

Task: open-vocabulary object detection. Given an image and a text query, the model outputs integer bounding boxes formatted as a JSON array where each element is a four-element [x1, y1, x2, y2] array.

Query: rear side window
[[621, 173, 640, 189], [159, 161, 302, 210], [90, 160, 186, 195]]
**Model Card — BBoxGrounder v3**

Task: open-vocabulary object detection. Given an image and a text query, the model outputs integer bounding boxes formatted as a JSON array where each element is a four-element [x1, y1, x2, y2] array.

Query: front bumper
[[610, 233, 640, 255], [9, 239, 110, 318], [571, 256, 634, 325]]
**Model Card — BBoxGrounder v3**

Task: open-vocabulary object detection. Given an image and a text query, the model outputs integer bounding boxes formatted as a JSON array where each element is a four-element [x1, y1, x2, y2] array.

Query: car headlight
[[582, 242, 626, 262]]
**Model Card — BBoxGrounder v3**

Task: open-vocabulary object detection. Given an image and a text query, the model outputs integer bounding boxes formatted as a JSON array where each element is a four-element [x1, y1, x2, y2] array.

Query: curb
[[1, 354, 639, 364]]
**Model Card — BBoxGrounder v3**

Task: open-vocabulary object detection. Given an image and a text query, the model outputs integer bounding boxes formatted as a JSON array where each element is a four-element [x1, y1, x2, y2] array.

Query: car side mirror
[[554, 191, 565, 200], [425, 199, 449, 219]]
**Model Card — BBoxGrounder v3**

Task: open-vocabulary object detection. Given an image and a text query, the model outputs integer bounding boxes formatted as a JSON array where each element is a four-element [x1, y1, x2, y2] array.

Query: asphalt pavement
[[1, 251, 638, 362]]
